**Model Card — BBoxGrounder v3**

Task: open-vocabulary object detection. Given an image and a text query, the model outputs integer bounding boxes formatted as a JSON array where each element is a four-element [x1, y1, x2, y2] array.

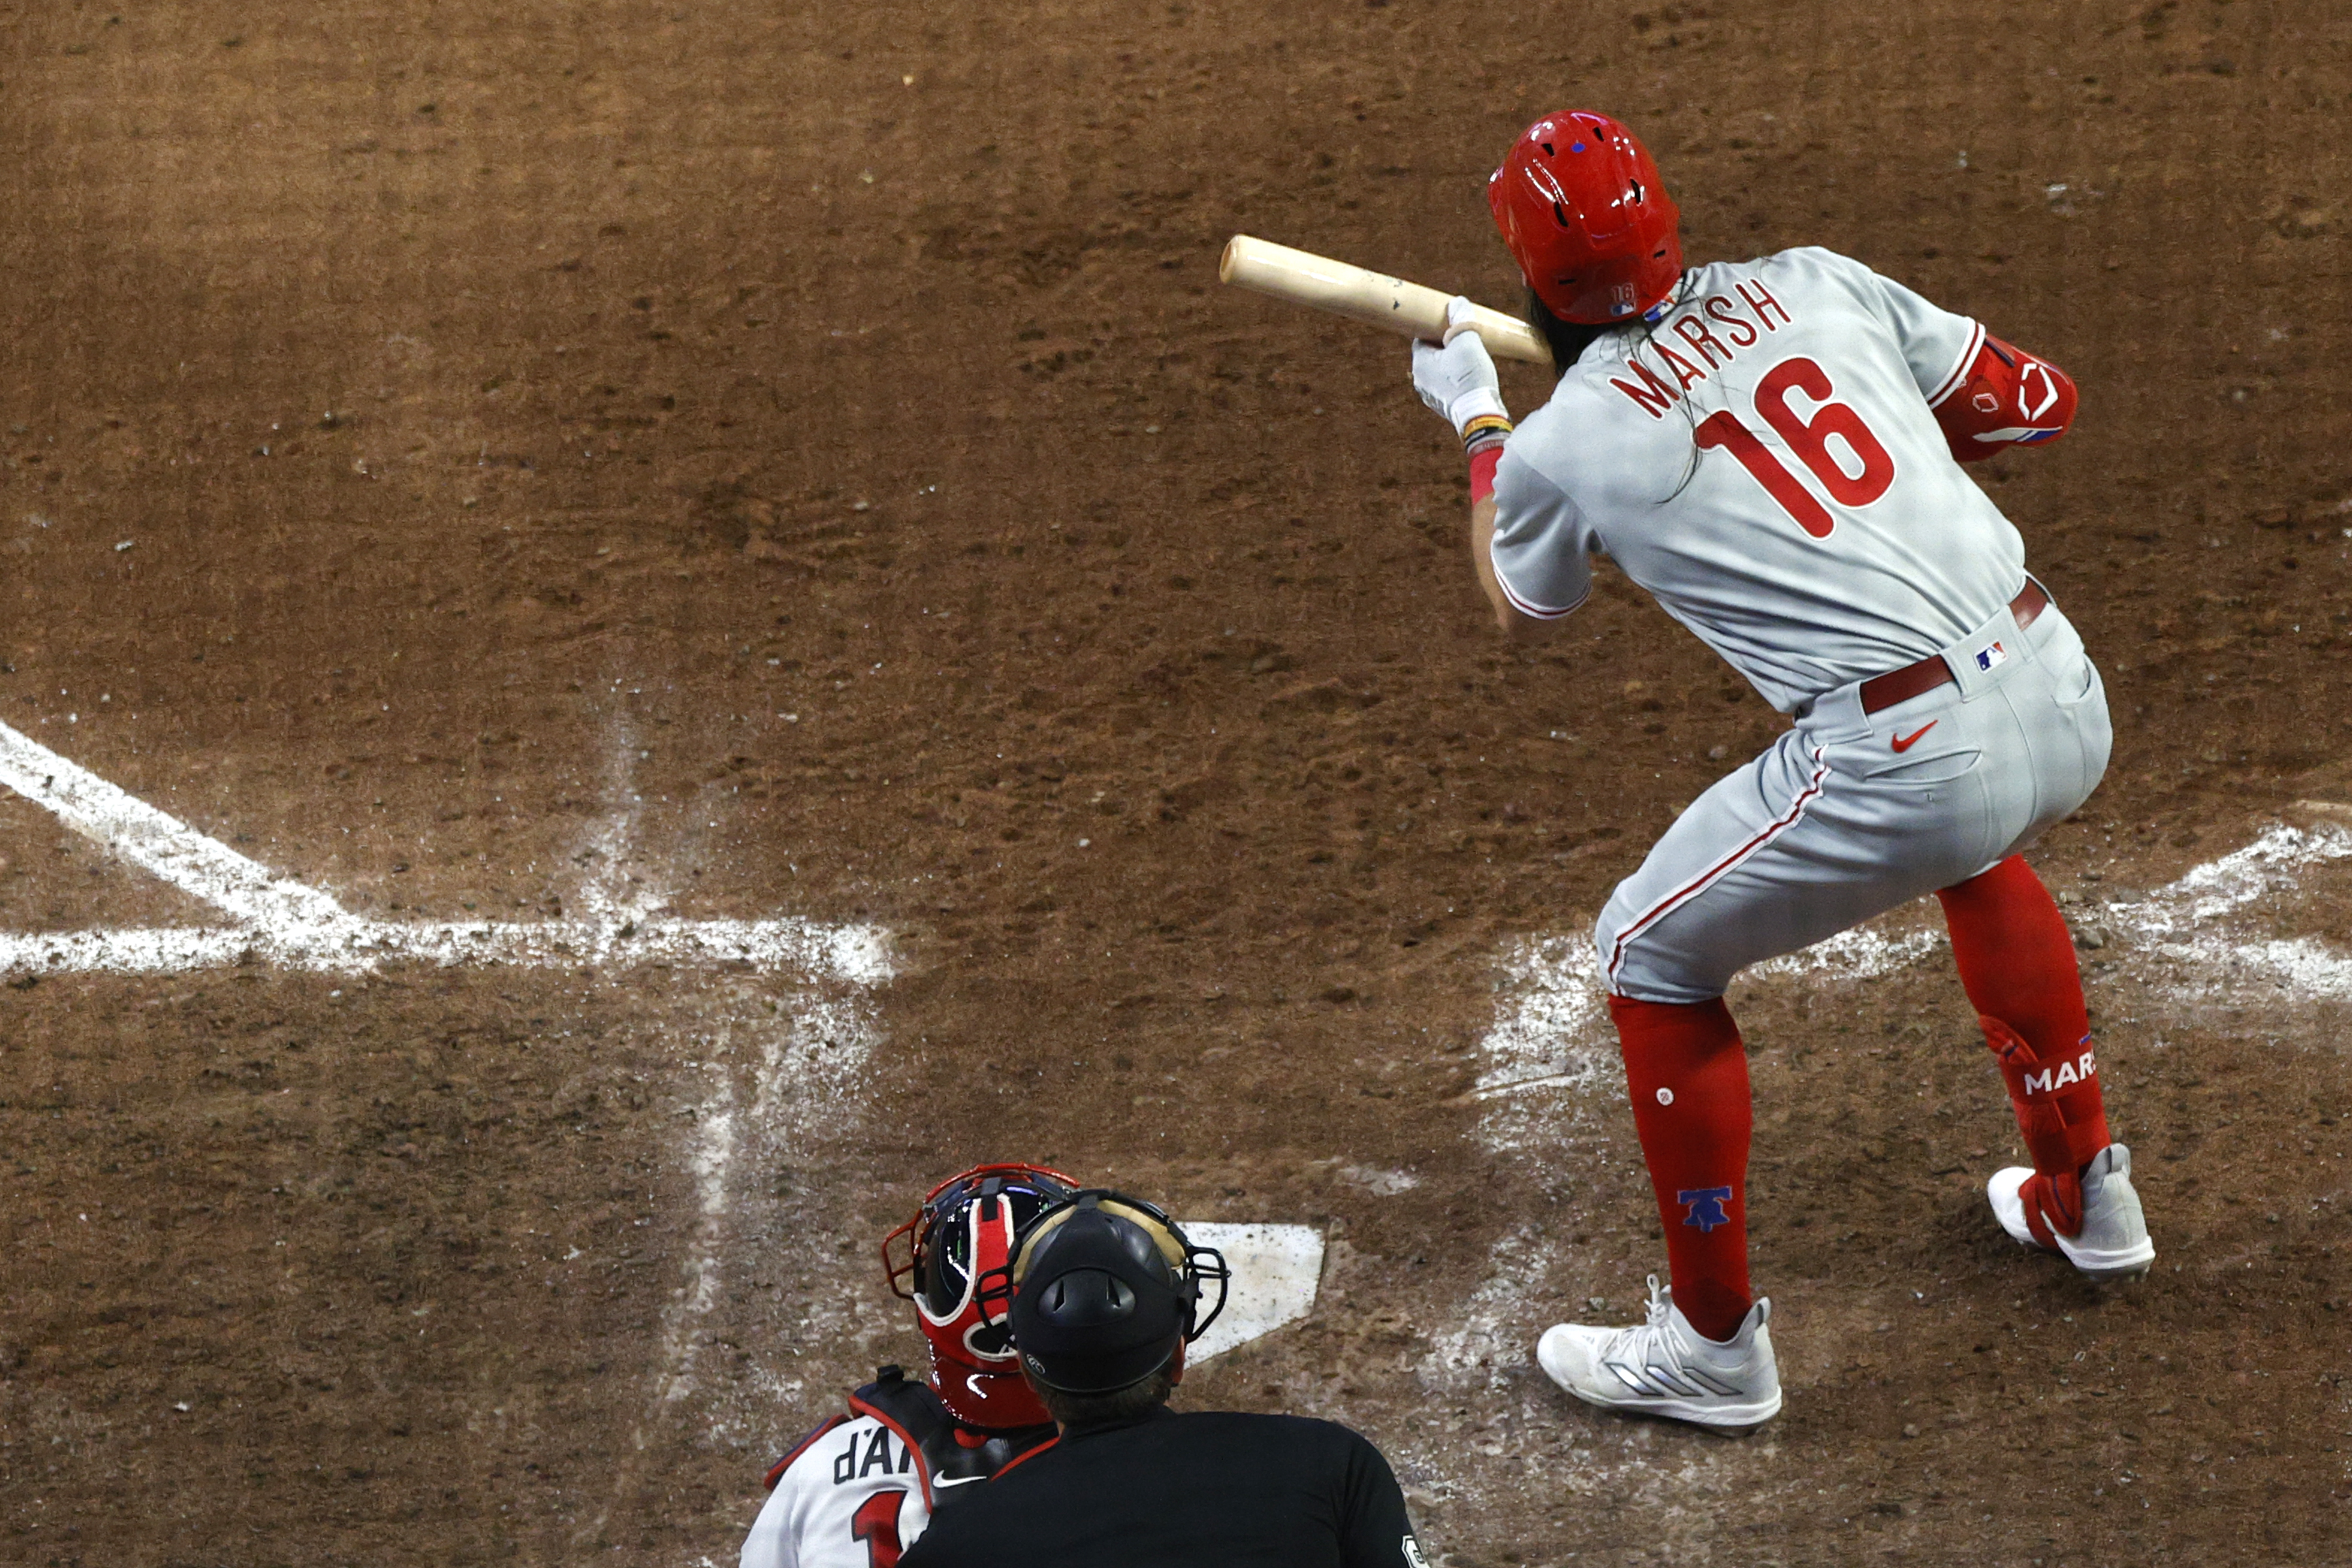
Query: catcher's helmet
[[882, 1162, 1080, 1429], [1488, 111, 1682, 325], [973, 1190, 1229, 1396]]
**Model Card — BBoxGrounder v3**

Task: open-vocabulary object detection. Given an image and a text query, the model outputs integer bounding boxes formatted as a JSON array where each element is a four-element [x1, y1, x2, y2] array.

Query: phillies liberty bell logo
[[1678, 1186, 1735, 1233]]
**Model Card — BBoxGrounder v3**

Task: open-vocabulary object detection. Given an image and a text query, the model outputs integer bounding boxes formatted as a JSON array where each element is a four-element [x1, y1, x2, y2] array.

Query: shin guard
[[1609, 995, 1753, 1343], [1938, 856, 2115, 1239], [1979, 1015, 2110, 1241]]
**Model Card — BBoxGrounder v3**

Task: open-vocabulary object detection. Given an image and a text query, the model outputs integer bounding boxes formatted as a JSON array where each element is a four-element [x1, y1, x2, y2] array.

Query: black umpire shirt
[[895, 1405, 1424, 1568]]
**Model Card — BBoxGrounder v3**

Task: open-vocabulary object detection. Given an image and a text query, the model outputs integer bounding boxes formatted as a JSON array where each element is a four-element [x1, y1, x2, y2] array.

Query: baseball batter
[[1407, 111, 2154, 1433], [741, 1165, 1075, 1568]]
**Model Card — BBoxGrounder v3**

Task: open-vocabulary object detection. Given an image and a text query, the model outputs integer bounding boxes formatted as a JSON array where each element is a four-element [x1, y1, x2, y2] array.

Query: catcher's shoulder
[[764, 1406, 870, 1490]]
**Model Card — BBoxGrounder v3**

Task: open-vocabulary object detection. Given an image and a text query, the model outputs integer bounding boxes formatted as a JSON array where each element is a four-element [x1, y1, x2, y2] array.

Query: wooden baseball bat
[[1217, 234, 1552, 367]]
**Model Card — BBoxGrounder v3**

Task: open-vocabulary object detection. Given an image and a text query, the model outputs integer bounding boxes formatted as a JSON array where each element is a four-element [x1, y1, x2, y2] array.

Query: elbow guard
[[1931, 334, 2077, 463]]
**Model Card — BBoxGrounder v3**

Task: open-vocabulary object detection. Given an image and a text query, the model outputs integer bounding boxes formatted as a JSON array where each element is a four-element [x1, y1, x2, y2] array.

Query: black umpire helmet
[[974, 1190, 1230, 1395]]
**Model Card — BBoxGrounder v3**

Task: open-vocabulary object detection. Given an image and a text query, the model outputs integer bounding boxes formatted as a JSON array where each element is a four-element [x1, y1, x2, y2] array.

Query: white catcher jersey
[[1490, 246, 2024, 713], [740, 1413, 930, 1568]]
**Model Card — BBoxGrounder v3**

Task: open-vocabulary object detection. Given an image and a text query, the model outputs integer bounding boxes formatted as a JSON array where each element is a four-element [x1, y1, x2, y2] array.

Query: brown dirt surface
[[5, 2, 2351, 1565]]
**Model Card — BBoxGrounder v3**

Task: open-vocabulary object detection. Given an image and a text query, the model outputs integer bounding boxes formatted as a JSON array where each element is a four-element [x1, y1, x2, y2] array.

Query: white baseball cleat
[[1987, 1142, 2155, 1280], [1535, 1276, 1781, 1435]]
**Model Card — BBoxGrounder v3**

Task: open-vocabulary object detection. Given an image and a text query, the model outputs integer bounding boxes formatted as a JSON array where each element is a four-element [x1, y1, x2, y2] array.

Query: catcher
[[739, 1164, 1077, 1568], [1407, 111, 2153, 1432], [898, 1188, 1428, 1567]]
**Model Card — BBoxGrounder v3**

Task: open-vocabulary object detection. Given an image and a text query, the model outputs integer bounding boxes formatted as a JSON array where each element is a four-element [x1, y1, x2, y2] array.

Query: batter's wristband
[[1460, 414, 1513, 454]]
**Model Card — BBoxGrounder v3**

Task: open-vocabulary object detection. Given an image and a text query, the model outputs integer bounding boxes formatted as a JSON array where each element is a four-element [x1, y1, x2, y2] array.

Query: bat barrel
[[1218, 234, 1552, 367]]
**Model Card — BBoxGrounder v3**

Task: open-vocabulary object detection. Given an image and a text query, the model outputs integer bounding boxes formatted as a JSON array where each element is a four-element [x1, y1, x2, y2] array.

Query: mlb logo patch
[[1974, 640, 2008, 672]]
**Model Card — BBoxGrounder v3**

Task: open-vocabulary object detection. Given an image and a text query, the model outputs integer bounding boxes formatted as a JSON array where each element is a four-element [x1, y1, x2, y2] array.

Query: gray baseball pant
[[1598, 590, 2111, 1004]]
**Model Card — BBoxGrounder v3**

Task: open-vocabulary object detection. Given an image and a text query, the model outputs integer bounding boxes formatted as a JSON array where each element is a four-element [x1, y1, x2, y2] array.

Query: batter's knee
[[1592, 896, 1632, 993], [1595, 887, 1724, 1006]]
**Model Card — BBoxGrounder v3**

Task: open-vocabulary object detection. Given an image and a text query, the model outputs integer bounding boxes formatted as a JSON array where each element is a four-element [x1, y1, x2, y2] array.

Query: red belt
[[1858, 580, 2050, 715]]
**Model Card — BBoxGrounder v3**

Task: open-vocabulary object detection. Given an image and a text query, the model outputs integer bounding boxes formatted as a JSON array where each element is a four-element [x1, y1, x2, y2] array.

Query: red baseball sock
[[1936, 857, 2113, 1213], [1608, 995, 1752, 1343]]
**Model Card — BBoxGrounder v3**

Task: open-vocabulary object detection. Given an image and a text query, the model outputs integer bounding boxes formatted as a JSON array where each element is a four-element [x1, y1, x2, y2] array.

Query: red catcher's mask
[[881, 1163, 1079, 1429], [1488, 110, 1682, 325]]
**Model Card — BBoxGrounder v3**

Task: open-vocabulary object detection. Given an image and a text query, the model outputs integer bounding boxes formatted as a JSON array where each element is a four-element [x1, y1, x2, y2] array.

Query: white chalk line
[[2140, 819, 2352, 928], [0, 716, 352, 931], [668, 988, 887, 1433], [655, 1047, 739, 1418], [575, 702, 894, 1539], [1418, 1222, 1546, 1397], [0, 717, 889, 982], [1748, 924, 1945, 982], [585, 987, 891, 1546], [0, 913, 891, 981], [2104, 822, 2352, 1004]]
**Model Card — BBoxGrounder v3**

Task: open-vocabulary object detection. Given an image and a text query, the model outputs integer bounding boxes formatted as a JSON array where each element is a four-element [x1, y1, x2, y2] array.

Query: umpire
[[896, 1190, 1428, 1568]]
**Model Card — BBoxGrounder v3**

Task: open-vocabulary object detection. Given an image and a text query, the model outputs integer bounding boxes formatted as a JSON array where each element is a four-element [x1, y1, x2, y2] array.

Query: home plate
[[1181, 1222, 1326, 1361]]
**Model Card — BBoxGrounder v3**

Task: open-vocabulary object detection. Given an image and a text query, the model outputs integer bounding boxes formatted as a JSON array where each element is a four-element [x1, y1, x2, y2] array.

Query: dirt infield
[[4, 2, 2349, 1564]]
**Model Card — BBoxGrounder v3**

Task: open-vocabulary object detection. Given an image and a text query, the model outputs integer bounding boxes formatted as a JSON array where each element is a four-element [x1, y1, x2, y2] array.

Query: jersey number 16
[[1693, 356, 1895, 539]]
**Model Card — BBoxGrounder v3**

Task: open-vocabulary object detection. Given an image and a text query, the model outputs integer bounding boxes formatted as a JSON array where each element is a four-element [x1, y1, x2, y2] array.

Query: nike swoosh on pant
[[1891, 722, 1938, 753]]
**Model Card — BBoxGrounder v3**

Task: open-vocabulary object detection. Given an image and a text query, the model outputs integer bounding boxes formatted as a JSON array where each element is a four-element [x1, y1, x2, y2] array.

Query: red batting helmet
[[881, 1162, 1080, 1429], [1488, 111, 1682, 325]]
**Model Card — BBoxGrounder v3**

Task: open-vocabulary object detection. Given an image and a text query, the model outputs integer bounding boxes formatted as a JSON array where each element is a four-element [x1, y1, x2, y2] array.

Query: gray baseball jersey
[[1490, 246, 2016, 715], [1470, 246, 2110, 1001]]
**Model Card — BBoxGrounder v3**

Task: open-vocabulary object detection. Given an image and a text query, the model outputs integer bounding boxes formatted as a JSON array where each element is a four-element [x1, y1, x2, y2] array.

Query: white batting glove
[[1412, 297, 1509, 445]]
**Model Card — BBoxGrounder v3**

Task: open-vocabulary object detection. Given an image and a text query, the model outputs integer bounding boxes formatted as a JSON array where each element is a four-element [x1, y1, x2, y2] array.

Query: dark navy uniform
[[896, 1405, 1425, 1568]]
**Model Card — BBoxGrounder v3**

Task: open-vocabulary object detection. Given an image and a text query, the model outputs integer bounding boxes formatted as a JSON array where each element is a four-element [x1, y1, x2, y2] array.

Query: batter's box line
[[0, 719, 887, 983]]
